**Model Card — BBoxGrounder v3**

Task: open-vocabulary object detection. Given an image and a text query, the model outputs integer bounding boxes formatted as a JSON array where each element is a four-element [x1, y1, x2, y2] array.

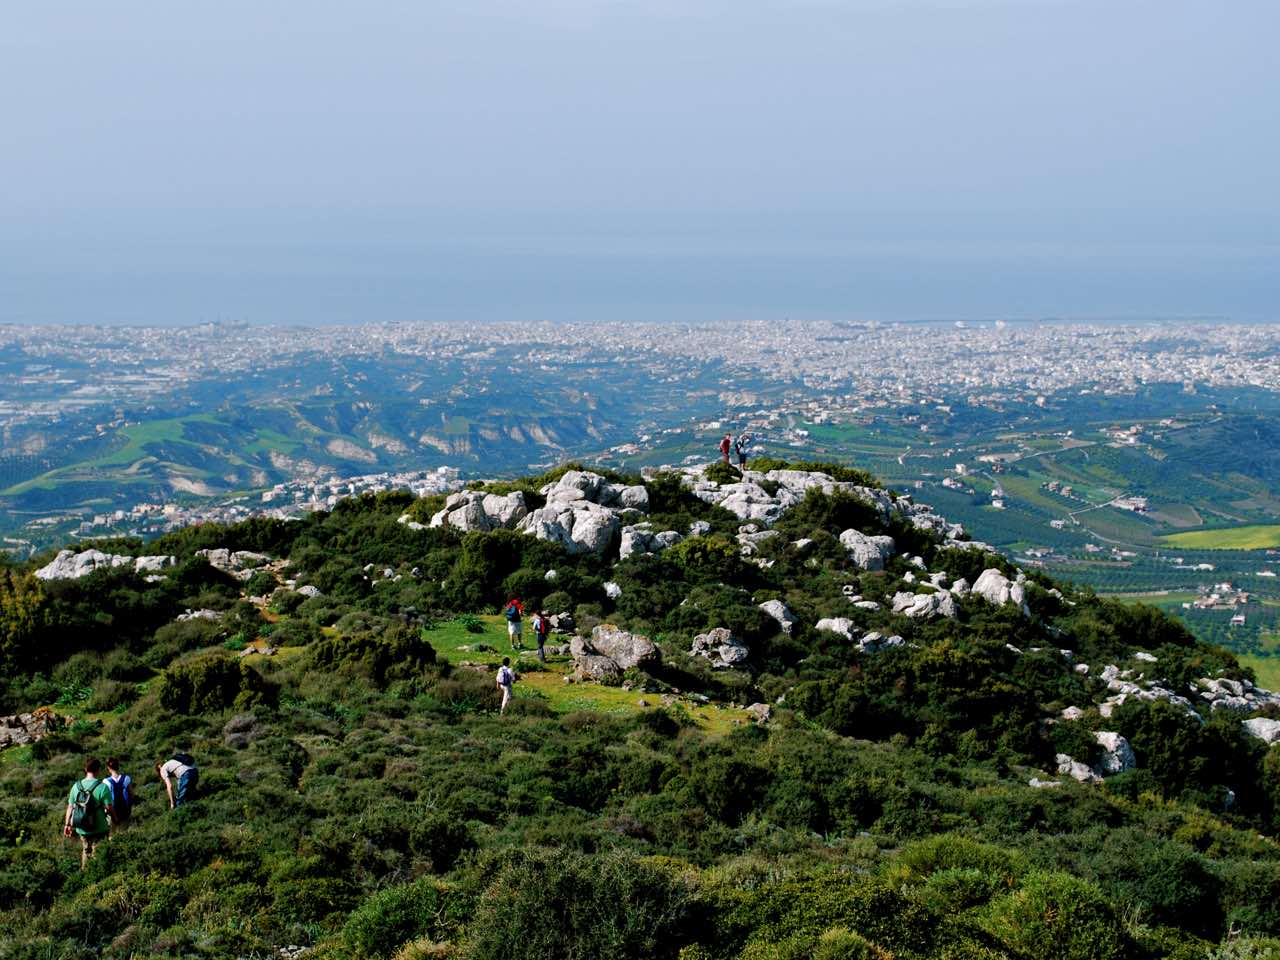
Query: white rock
[[971, 568, 1030, 615], [815, 617, 855, 640], [839, 529, 897, 571], [1061, 706, 1085, 721], [604, 581, 622, 600], [1133, 651, 1158, 663], [758, 600, 798, 634], [1057, 753, 1101, 784], [1094, 732, 1136, 774], [1242, 717, 1280, 744]]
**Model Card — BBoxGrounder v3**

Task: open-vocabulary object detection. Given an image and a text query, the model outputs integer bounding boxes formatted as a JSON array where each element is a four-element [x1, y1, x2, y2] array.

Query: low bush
[[981, 870, 1124, 960]]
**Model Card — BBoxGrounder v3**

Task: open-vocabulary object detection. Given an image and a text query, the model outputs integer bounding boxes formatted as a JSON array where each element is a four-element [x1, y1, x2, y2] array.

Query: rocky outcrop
[[35, 549, 175, 581], [737, 525, 780, 557], [430, 490, 529, 533], [1094, 732, 1136, 774], [0, 710, 64, 748], [855, 631, 905, 653], [1194, 676, 1280, 713], [1242, 717, 1280, 745], [1057, 754, 1101, 785], [515, 471, 649, 555], [815, 617, 855, 640], [197, 549, 273, 582], [619, 522, 684, 559], [679, 466, 976, 548], [746, 702, 772, 723], [690, 627, 751, 670], [891, 590, 957, 620], [758, 599, 798, 634], [839, 529, 896, 571], [571, 624, 660, 680], [971, 569, 1030, 615]]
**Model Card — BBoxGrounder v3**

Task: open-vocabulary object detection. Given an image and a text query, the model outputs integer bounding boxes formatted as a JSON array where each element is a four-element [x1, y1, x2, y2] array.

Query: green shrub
[[465, 850, 694, 960], [342, 878, 464, 959], [704, 462, 742, 485], [159, 652, 273, 713], [981, 870, 1124, 960], [309, 622, 436, 688]]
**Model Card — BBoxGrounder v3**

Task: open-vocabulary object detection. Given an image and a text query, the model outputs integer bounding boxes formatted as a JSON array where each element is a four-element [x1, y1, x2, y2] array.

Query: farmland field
[[1161, 524, 1280, 550]]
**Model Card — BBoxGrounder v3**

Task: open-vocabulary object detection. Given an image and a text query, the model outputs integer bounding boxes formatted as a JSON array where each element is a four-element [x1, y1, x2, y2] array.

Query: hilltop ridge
[[4, 459, 1280, 959]]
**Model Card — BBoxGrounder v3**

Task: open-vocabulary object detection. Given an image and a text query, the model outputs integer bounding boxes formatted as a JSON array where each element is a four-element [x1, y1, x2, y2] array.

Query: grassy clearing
[[423, 615, 751, 733], [1161, 525, 1280, 550], [1239, 654, 1280, 691]]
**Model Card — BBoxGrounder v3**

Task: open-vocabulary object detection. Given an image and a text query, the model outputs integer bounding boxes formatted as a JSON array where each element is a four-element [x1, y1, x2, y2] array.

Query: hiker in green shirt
[[63, 756, 114, 870]]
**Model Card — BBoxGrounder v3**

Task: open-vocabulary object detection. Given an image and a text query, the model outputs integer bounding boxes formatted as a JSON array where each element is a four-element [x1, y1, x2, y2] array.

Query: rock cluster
[[1242, 717, 1280, 745], [1095, 663, 1197, 718], [891, 590, 958, 620], [689, 627, 751, 670], [0, 710, 64, 748], [679, 466, 986, 550], [197, 549, 273, 582], [1053, 731, 1136, 785], [1194, 676, 1280, 713], [620, 522, 684, 559], [571, 624, 660, 680], [517, 471, 648, 554], [854, 631, 905, 653], [35, 549, 175, 581], [430, 490, 529, 532], [971, 569, 1030, 616]]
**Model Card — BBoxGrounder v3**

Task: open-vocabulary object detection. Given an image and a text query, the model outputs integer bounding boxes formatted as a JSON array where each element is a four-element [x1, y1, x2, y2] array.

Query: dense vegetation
[[4, 462, 1280, 959]]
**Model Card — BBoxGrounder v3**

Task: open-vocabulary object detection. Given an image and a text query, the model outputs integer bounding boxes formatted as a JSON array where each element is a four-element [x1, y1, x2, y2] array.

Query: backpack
[[504, 603, 521, 622], [70, 780, 98, 833], [109, 774, 133, 821], [171, 752, 196, 769]]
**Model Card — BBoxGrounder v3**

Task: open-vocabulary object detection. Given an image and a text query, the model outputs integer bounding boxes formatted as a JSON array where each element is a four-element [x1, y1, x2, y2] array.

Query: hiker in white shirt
[[496, 657, 516, 713]]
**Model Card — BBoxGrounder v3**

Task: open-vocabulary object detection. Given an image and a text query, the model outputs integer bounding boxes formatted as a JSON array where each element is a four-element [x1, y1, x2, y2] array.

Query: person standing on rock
[[734, 433, 752, 468], [719, 433, 732, 463], [64, 756, 114, 869], [496, 657, 516, 713], [503, 596, 525, 650]]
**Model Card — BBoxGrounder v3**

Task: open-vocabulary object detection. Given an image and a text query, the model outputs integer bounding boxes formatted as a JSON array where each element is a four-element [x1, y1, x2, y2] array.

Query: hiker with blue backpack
[[63, 756, 114, 869], [105, 757, 133, 834], [156, 751, 199, 809], [503, 596, 525, 651]]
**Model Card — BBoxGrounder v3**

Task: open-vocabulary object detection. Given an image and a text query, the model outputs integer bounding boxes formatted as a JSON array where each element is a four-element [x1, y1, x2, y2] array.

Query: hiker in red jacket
[[503, 596, 525, 650], [719, 433, 732, 463]]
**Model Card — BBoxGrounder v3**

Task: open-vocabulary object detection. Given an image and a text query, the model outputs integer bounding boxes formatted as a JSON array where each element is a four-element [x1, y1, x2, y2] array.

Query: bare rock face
[[570, 624, 660, 680], [35, 549, 176, 581], [1243, 717, 1280, 744], [197, 549, 273, 582], [815, 617, 855, 640], [757, 599, 798, 634], [620, 522, 684, 559], [746, 702, 772, 723], [1056, 753, 1101, 785], [0, 710, 64, 748], [971, 568, 1030, 615], [430, 490, 529, 533], [514, 471, 650, 555], [690, 627, 751, 670], [838, 529, 897, 571], [1094, 732, 1136, 775], [891, 590, 958, 620]]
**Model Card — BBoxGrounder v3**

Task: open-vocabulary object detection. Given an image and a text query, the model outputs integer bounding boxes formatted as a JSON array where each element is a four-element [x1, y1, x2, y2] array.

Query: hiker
[[156, 751, 199, 809], [104, 757, 133, 834], [503, 596, 525, 650], [64, 756, 114, 869], [532, 609, 551, 663], [719, 433, 732, 464], [496, 657, 516, 713], [734, 432, 752, 468]]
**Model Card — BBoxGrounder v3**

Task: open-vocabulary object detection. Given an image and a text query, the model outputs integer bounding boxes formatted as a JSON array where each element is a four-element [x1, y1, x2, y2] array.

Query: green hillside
[[5, 461, 1280, 958]]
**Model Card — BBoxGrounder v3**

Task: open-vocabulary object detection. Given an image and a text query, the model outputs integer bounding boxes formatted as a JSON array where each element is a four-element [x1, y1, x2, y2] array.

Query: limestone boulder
[[971, 568, 1030, 615], [815, 617, 855, 640], [839, 529, 896, 571], [690, 627, 751, 670], [757, 599, 798, 634], [1093, 732, 1136, 775], [1242, 717, 1280, 744]]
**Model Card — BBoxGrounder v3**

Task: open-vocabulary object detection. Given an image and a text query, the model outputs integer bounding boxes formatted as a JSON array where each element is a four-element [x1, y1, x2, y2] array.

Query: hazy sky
[[3, 1, 1276, 325]]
